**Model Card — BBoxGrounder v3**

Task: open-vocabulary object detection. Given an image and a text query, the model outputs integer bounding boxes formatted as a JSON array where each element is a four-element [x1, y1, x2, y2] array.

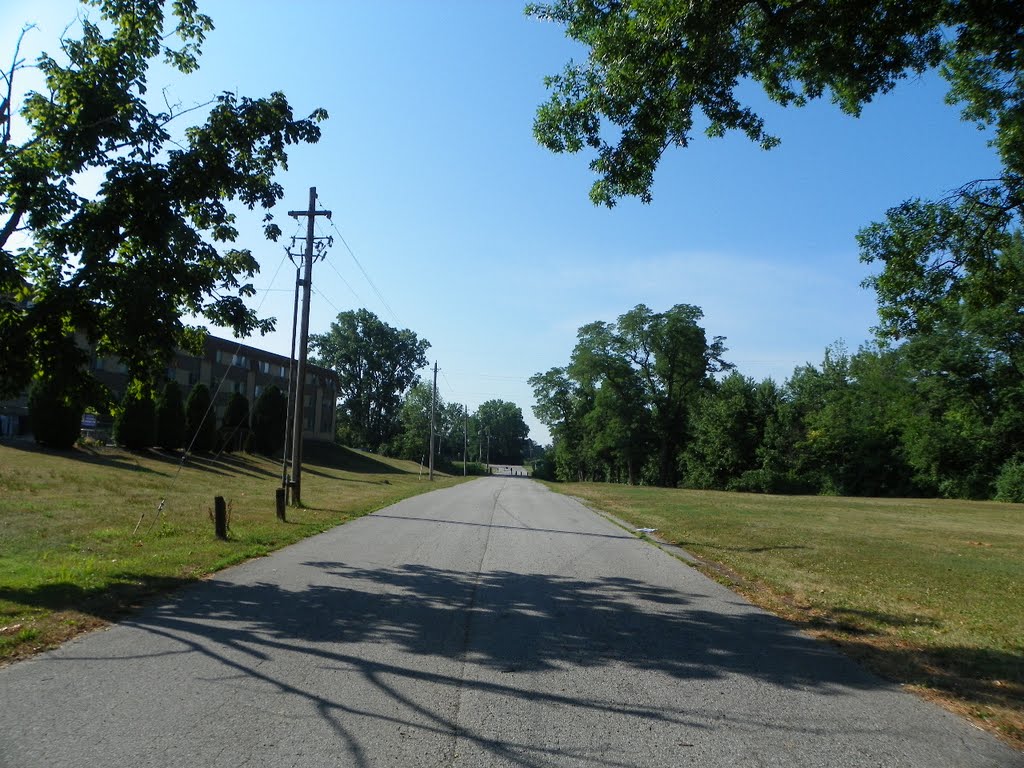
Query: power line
[[315, 196, 401, 326], [447, 370, 534, 382], [322, 254, 365, 305], [311, 284, 343, 317], [440, 368, 456, 394]]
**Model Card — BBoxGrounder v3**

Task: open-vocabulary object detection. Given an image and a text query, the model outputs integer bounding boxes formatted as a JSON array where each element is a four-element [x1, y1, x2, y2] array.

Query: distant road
[[1, 478, 1018, 767], [486, 463, 530, 477]]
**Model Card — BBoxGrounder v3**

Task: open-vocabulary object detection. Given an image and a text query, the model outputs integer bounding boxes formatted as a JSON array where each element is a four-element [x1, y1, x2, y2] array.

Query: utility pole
[[280, 262, 301, 502], [428, 361, 437, 481], [286, 186, 331, 506], [463, 404, 468, 477]]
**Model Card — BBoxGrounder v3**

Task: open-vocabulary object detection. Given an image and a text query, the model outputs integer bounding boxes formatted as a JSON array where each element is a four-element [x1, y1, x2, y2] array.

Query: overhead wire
[[321, 249, 365, 306], [440, 368, 458, 399], [311, 284, 344, 317], [315, 194, 402, 326]]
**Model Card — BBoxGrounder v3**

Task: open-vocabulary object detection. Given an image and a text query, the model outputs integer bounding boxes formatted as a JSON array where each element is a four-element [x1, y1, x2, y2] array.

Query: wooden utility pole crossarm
[[287, 186, 331, 506]]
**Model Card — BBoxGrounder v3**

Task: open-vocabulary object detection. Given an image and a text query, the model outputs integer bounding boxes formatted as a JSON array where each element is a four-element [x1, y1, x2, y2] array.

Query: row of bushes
[[29, 377, 289, 457]]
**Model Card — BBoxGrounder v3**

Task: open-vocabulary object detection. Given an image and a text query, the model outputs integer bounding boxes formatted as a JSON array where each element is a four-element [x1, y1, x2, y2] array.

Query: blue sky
[[3, 1, 1003, 445]]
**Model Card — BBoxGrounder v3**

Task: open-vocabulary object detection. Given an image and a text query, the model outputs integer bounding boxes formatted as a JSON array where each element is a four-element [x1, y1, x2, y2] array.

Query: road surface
[[1, 477, 1019, 767]]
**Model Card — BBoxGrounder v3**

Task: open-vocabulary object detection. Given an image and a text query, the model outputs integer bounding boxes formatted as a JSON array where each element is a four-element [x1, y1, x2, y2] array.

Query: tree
[[0, 0, 326, 400], [530, 366, 596, 481], [389, 382, 434, 463], [220, 391, 249, 453], [437, 400, 468, 465], [310, 309, 429, 452], [475, 399, 530, 465], [184, 383, 216, 452], [570, 321, 652, 483], [783, 344, 912, 496], [888, 321, 1022, 498], [529, 1, 1018, 211], [682, 372, 761, 490], [613, 304, 731, 486], [27, 375, 84, 450], [155, 380, 185, 450], [250, 384, 287, 456], [531, 304, 727, 485], [113, 383, 157, 450]]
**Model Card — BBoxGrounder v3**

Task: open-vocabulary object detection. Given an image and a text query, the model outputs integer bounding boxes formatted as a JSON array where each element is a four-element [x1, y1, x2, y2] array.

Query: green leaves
[[310, 309, 430, 452], [0, 0, 327, 399], [530, 1, 999, 207], [532, 302, 729, 485]]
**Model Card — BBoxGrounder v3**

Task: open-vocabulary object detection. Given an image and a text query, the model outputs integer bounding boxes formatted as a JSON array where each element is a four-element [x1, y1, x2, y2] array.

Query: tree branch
[[0, 208, 25, 251]]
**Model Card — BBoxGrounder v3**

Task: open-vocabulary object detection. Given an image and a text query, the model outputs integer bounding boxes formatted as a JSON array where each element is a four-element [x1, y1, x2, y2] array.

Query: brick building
[[0, 334, 338, 443]]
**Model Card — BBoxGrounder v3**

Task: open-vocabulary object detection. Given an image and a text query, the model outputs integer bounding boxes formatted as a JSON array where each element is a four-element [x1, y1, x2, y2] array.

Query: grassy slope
[[545, 482, 1024, 747], [0, 440, 464, 662]]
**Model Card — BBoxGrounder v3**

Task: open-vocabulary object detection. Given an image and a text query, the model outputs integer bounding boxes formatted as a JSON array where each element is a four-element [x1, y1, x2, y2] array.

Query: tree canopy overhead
[[0, 0, 327, 398], [530, 1, 1024, 377], [528, 0, 1021, 209]]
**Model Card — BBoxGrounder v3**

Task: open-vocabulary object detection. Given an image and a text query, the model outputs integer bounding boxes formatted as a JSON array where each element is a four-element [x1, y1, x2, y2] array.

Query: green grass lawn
[[0, 439, 464, 661], [546, 482, 1024, 748]]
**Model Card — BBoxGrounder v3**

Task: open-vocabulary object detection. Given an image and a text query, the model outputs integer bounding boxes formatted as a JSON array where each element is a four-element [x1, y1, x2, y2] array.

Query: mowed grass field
[[547, 482, 1024, 747], [0, 440, 464, 663]]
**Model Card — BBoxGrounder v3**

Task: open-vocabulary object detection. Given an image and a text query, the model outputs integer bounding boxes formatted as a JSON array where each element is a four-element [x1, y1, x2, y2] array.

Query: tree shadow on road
[[69, 557, 968, 768]]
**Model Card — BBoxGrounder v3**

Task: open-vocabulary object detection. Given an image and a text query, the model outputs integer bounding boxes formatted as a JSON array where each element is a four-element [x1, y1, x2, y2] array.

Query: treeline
[[310, 309, 535, 468], [531, 302, 1024, 502], [385, 385, 534, 469]]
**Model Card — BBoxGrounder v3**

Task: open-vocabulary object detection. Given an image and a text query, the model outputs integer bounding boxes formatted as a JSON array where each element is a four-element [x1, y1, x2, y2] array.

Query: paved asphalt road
[[1, 478, 1019, 767]]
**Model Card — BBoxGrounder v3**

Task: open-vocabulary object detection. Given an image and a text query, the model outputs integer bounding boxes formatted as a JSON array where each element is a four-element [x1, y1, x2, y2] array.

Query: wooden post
[[287, 187, 331, 506], [214, 496, 227, 539], [275, 488, 286, 522]]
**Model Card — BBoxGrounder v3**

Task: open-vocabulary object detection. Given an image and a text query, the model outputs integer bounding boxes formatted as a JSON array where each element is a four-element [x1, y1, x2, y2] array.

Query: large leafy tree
[[389, 382, 433, 463], [528, 0, 962, 206], [682, 372, 762, 491], [531, 303, 729, 485], [0, 0, 326, 399], [529, 1, 1018, 208], [569, 320, 652, 483], [613, 304, 731, 486], [310, 309, 430, 452], [529, 1, 1024, 360], [438, 400, 468, 464], [530, 365, 597, 481], [475, 399, 530, 465]]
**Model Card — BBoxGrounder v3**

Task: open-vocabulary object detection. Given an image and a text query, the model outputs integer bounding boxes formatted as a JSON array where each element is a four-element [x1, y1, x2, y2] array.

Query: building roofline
[[203, 334, 338, 385]]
